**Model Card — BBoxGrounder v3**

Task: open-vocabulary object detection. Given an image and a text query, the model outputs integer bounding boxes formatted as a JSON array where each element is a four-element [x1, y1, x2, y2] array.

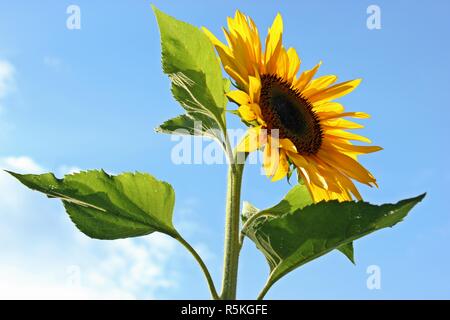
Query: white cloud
[[0, 264, 133, 300], [0, 157, 44, 217], [0, 156, 184, 299], [56, 165, 81, 176], [0, 59, 15, 114], [1, 156, 45, 173], [0, 60, 15, 99], [0, 232, 178, 300]]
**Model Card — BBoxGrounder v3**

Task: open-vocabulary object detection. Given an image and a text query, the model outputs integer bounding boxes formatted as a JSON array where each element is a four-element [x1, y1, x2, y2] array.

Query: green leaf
[[7, 170, 178, 240], [338, 242, 355, 264], [153, 6, 228, 140], [156, 114, 218, 141], [259, 184, 313, 217], [242, 184, 354, 263], [243, 190, 425, 295]]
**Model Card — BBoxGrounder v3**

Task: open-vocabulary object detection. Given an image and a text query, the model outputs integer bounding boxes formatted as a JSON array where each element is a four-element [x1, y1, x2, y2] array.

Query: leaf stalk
[[176, 234, 219, 300]]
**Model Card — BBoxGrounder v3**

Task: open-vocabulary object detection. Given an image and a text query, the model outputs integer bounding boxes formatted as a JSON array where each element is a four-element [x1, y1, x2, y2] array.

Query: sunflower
[[203, 11, 382, 202]]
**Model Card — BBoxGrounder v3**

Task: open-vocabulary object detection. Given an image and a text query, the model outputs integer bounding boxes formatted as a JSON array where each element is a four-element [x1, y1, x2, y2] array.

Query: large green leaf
[[242, 184, 355, 264], [256, 184, 313, 217], [243, 188, 425, 296], [7, 170, 178, 239], [153, 6, 228, 141]]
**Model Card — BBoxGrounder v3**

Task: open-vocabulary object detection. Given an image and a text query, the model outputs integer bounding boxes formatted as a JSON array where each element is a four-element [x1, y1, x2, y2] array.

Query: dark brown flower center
[[259, 74, 323, 155]]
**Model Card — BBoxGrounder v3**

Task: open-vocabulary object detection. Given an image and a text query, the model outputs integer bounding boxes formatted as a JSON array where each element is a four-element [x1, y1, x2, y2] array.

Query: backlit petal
[[308, 79, 362, 104], [236, 126, 265, 152]]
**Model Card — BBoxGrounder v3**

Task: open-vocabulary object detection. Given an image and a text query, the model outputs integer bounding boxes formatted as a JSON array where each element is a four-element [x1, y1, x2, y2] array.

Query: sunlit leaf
[[243, 188, 425, 295], [242, 184, 355, 263], [8, 170, 178, 239], [153, 6, 228, 141]]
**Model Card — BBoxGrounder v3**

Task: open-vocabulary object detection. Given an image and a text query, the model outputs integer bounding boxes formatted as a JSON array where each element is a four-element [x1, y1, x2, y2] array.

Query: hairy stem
[[220, 150, 245, 300], [176, 235, 219, 300]]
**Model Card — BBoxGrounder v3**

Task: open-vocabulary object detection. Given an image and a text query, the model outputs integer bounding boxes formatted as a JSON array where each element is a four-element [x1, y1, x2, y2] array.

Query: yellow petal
[[250, 103, 264, 121], [313, 102, 345, 113], [308, 79, 362, 104], [315, 159, 349, 193], [237, 103, 263, 123], [324, 129, 372, 143], [248, 17, 262, 64], [329, 141, 383, 154], [203, 27, 243, 84], [271, 151, 289, 181], [288, 152, 328, 190], [202, 27, 230, 54], [226, 30, 253, 79], [236, 126, 265, 152], [248, 76, 261, 103], [304, 183, 328, 202], [224, 66, 248, 89], [341, 112, 370, 119], [305, 180, 353, 203], [279, 138, 297, 153], [264, 13, 283, 64], [322, 118, 364, 130], [338, 175, 362, 200], [333, 166, 362, 200], [294, 61, 322, 92], [318, 149, 377, 186], [238, 104, 257, 121], [277, 48, 289, 80], [262, 142, 276, 176], [286, 47, 301, 82], [302, 75, 338, 98], [319, 111, 370, 120], [227, 90, 250, 105]]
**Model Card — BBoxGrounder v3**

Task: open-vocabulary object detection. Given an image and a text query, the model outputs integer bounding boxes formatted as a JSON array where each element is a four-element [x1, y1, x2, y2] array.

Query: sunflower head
[[203, 11, 382, 203]]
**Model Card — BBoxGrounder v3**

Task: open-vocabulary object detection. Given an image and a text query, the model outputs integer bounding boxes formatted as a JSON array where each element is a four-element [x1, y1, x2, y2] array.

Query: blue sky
[[0, 0, 449, 299]]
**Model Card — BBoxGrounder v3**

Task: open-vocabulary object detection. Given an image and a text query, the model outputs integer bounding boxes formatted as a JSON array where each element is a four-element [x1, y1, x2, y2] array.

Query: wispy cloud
[[0, 59, 15, 112], [0, 60, 15, 99], [0, 234, 178, 299], [0, 59, 16, 143], [0, 156, 183, 299]]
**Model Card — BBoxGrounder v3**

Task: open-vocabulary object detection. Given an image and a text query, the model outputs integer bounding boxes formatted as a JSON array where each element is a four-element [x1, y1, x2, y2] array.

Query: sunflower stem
[[220, 149, 245, 300]]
